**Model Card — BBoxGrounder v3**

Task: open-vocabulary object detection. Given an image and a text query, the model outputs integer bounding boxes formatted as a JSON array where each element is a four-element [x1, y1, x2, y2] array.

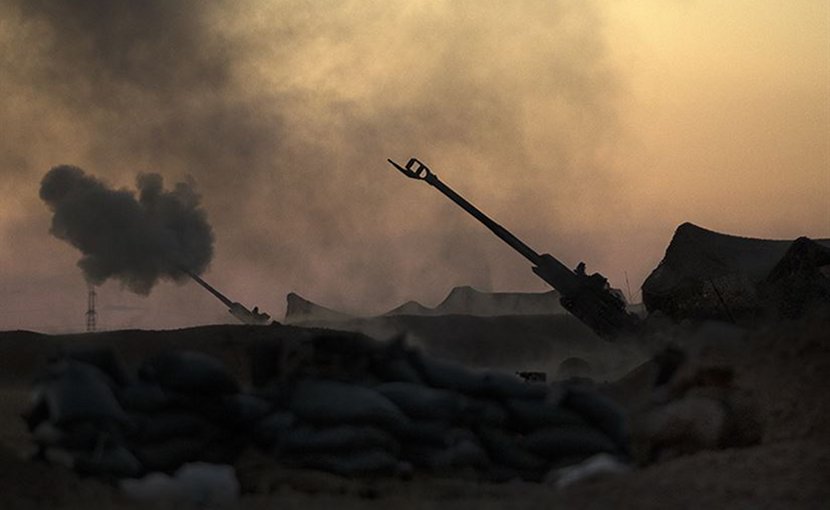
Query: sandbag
[[278, 424, 399, 455], [461, 397, 507, 427], [412, 354, 548, 400], [65, 444, 144, 478], [398, 425, 476, 450], [220, 394, 273, 427], [372, 356, 423, 384], [23, 392, 50, 431], [396, 419, 454, 447], [254, 411, 296, 448], [479, 371, 548, 400], [523, 425, 620, 460], [197, 434, 248, 467], [32, 421, 109, 450], [132, 436, 209, 472], [39, 362, 131, 426], [139, 351, 239, 396], [60, 348, 132, 387], [289, 379, 410, 433], [374, 382, 464, 422], [404, 438, 489, 471], [119, 383, 180, 413], [31, 422, 65, 447], [477, 426, 548, 472], [410, 354, 486, 394], [130, 412, 210, 443], [434, 438, 489, 470], [561, 385, 629, 452], [504, 398, 587, 431]]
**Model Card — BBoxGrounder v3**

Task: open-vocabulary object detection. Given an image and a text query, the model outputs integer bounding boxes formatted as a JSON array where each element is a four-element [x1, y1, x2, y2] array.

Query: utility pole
[[86, 283, 97, 332]]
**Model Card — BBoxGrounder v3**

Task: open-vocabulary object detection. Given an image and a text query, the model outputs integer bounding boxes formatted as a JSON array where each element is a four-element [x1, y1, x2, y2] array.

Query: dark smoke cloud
[[39, 165, 213, 294], [16, 0, 228, 98]]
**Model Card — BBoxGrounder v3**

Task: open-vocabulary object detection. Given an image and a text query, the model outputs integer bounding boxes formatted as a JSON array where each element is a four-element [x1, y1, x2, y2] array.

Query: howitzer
[[179, 267, 271, 325], [387, 157, 641, 339]]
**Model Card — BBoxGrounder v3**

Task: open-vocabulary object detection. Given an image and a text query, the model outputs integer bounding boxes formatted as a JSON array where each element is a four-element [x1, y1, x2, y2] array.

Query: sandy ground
[[0, 310, 828, 509]]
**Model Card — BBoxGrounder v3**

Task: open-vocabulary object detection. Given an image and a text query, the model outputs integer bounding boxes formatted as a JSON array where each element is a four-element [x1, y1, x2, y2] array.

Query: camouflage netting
[[642, 223, 830, 321]]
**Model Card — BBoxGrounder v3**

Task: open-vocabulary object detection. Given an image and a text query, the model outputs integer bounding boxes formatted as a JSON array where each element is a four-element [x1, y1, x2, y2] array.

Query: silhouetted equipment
[[179, 268, 271, 325], [86, 283, 97, 332], [387, 157, 641, 339], [641, 223, 830, 321]]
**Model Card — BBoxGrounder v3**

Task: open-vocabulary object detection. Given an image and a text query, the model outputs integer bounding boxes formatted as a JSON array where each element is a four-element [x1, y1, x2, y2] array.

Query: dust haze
[[0, 0, 827, 330]]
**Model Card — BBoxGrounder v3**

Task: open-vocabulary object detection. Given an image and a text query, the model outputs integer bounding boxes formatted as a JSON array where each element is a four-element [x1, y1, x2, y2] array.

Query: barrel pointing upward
[[179, 267, 271, 325], [388, 157, 641, 339], [387, 158, 576, 291], [180, 268, 234, 308], [388, 158, 545, 267]]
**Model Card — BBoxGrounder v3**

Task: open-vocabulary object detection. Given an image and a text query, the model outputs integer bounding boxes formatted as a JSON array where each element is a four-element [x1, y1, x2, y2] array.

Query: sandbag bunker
[[23, 333, 630, 483]]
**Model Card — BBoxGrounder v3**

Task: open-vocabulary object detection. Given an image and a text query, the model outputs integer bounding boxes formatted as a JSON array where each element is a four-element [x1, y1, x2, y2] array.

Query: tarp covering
[[643, 223, 830, 321]]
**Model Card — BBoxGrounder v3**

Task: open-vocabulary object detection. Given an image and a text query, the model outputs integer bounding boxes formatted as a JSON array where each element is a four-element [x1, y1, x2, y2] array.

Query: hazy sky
[[1, 0, 827, 332]]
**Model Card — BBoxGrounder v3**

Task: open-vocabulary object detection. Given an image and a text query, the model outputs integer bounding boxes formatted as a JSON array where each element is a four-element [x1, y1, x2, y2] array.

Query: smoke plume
[[39, 165, 213, 294]]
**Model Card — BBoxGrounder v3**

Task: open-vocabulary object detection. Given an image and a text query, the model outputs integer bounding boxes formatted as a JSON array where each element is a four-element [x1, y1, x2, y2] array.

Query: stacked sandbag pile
[[24, 349, 272, 478], [25, 349, 142, 477], [250, 335, 631, 481], [26, 335, 631, 483], [125, 351, 270, 472]]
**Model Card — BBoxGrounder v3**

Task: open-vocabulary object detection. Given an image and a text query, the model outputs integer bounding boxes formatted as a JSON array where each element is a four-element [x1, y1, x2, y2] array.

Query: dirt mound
[[735, 308, 830, 443], [0, 443, 124, 509]]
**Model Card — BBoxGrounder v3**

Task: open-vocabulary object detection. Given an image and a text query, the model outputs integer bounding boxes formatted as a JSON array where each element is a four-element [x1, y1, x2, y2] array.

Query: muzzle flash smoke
[[39, 165, 214, 294]]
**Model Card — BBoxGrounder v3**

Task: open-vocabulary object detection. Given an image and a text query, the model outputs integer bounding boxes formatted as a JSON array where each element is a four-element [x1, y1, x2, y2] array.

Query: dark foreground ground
[[0, 310, 828, 509]]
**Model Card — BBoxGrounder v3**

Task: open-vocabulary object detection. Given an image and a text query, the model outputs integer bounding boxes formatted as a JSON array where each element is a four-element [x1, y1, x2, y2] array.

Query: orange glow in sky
[[0, 1, 827, 331]]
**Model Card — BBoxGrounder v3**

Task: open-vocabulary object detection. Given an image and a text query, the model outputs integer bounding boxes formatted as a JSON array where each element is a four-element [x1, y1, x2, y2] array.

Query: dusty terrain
[[0, 310, 828, 509]]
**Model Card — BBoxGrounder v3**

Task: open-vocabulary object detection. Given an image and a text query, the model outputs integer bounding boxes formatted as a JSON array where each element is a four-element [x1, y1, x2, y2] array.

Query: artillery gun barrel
[[388, 157, 640, 339], [178, 267, 271, 325], [387, 158, 579, 292], [180, 268, 234, 308], [425, 172, 543, 267]]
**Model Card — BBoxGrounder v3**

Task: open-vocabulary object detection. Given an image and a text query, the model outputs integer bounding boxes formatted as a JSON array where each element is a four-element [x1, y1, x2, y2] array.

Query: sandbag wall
[[24, 334, 630, 481], [25, 349, 258, 478]]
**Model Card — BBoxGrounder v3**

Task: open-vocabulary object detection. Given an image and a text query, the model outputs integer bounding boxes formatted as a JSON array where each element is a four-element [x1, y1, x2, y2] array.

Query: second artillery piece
[[179, 268, 272, 325], [388, 157, 641, 340]]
